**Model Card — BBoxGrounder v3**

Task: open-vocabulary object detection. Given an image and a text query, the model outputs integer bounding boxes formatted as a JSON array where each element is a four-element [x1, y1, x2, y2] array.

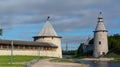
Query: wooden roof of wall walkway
[[0, 39, 58, 48]]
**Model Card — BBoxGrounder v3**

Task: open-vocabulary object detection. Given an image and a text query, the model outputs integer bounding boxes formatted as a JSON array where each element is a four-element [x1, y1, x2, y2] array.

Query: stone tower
[[33, 17, 62, 58], [93, 12, 108, 57]]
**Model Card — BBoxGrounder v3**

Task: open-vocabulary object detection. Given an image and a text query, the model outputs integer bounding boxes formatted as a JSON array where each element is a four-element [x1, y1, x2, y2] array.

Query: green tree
[[108, 34, 120, 54]]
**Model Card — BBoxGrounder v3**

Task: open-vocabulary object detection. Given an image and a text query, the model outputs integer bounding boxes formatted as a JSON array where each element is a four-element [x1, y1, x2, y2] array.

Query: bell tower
[[93, 12, 108, 57]]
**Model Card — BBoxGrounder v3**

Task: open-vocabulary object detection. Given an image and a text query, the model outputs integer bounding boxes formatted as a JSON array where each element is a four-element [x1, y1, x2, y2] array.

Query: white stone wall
[[35, 37, 62, 58], [0, 37, 62, 58], [0, 49, 58, 57], [0, 50, 11, 55], [0, 50, 37, 56], [93, 31, 108, 57]]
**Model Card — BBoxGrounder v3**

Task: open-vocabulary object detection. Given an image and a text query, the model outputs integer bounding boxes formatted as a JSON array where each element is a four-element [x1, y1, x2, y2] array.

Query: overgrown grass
[[0, 64, 25, 67], [50, 58, 73, 63], [0, 55, 49, 67]]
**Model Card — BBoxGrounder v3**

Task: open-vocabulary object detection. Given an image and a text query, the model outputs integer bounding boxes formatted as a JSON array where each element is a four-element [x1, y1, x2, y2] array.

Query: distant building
[[0, 17, 62, 58], [83, 37, 93, 53], [93, 12, 108, 57]]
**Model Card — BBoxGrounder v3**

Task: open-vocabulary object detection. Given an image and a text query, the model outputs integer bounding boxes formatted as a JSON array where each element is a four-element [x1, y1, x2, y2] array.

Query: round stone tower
[[93, 12, 108, 57], [33, 17, 62, 58]]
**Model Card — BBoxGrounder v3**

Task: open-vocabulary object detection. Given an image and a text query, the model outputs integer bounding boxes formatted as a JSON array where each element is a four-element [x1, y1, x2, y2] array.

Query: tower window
[[99, 41, 101, 45]]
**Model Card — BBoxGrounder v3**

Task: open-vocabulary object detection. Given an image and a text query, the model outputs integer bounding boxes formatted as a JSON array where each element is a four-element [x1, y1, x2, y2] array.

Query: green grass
[[105, 53, 120, 58], [0, 56, 35, 63], [0, 64, 25, 67], [0, 55, 49, 67], [0, 55, 48, 63], [104, 53, 120, 62], [50, 58, 73, 63]]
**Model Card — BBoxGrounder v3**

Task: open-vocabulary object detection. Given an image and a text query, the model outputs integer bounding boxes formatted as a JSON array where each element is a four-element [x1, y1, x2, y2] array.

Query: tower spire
[[100, 11, 102, 15], [98, 12, 103, 22], [95, 12, 107, 31]]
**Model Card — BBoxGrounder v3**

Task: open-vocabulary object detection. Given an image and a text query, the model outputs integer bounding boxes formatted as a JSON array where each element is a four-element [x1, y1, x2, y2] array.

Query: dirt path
[[31, 59, 88, 67]]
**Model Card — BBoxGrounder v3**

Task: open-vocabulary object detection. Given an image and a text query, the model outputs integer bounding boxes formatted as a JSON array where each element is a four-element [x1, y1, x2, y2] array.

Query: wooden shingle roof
[[94, 13, 107, 32], [0, 40, 58, 48], [38, 21, 58, 36]]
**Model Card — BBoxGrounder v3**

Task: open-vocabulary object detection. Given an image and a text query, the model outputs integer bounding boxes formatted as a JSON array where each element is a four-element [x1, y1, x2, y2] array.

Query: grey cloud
[[0, 0, 119, 41], [0, 0, 117, 15]]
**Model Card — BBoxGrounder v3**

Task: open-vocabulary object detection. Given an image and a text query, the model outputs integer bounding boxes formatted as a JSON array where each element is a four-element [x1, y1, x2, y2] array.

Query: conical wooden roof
[[38, 20, 58, 36], [95, 12, 107, 31]]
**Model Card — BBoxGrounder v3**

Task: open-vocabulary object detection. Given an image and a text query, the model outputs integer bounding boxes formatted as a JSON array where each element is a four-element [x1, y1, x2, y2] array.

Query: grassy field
[[0, 64, 25, 67], [0, 55, 48, 67]]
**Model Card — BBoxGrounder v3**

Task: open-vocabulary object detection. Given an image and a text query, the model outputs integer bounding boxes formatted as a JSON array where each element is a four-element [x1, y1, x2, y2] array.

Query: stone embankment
[[80, 58, 114, 61]]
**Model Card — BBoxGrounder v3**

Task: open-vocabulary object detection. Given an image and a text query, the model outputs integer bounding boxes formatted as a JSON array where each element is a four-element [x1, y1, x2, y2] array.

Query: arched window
[[99, 41, 101, 45], [102, 52, 105, 55]]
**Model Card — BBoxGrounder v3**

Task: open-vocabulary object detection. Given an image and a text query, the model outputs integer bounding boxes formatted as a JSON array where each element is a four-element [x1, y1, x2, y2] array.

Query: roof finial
[[98, 11, 103, 18], [98, 11, 103, 22], [47, 16, 50, 21], [100, 11, 102, 15]]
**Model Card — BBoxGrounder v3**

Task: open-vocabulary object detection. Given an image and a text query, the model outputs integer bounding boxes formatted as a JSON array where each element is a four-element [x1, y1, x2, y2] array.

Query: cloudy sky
[[0, 0, 120, 50]]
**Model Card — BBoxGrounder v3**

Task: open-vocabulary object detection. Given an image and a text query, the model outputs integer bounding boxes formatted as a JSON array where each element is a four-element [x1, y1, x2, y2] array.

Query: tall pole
[[10, 40, 13, 64], [38, 47, 40, 59]]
